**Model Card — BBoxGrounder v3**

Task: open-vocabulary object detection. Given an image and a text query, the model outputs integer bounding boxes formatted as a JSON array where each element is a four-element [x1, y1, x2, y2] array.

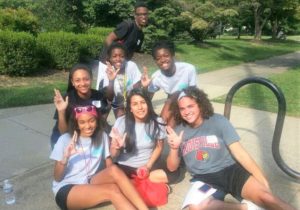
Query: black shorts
[[117, 163, 180, 184], [192, 163, 251, 200], [55, 184, 75, 210]]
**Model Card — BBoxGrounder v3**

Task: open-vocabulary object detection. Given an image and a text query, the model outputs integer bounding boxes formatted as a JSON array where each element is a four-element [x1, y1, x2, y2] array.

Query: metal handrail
[[224, 76, 300, 180]]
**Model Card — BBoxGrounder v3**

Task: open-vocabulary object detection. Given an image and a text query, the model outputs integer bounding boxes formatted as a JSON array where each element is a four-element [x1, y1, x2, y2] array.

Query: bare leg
[[90, 165, 148, 210], [189, 196, 247, 210], [66, 183, 135, 210], [241, 176, 296, 210], [149, 169, 168, 183]]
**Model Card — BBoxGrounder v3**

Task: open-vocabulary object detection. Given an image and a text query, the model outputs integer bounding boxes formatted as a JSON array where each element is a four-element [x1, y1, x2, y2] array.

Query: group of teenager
[[49, 2, 296, 210]]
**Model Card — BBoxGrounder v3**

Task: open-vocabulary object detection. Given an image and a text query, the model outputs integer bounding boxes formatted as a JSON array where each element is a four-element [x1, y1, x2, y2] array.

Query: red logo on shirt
[[196, 150, 209, 161]]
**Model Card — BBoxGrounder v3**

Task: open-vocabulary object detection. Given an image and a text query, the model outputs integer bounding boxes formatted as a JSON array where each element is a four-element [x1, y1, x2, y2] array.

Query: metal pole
[[224, 76, 300, 180]]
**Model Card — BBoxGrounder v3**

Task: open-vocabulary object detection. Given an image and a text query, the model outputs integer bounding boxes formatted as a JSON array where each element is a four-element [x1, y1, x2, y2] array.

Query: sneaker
[[241, 199, 265, 210]]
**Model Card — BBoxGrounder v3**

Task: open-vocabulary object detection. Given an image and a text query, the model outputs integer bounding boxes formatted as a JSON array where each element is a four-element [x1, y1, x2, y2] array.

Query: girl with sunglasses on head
[[166, 86, 295, 210], [96, 42, 142, 119], [50, 104, 148, 210], [51, 64, 114, 149], [110, 88, 178, 187]]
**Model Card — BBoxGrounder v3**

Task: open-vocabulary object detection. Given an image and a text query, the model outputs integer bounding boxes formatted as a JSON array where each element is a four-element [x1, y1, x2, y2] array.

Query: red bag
[[132, 176, 168, 207]]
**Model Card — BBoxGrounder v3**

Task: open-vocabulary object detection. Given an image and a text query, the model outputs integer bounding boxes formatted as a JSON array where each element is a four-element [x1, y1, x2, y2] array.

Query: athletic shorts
[[192, 163, 251, 200], [55, 184, 74, 210]]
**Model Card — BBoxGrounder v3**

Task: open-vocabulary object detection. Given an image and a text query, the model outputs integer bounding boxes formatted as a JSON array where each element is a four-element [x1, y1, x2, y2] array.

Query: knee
[[256, 190, 276, 205], [108, 164, 123, 178]]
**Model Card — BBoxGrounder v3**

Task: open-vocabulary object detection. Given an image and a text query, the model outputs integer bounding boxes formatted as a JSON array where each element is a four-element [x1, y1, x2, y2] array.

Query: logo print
[[196, 150, 209, 161]]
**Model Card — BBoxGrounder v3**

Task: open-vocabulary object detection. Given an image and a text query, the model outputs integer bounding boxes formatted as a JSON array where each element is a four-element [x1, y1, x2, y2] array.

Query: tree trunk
[[253, 3, 262, 40], [271, 17, 278, 39]]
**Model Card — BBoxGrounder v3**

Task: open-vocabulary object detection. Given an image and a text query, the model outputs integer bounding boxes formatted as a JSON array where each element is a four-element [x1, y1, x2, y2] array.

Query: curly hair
[[172, 87, 214, 126]]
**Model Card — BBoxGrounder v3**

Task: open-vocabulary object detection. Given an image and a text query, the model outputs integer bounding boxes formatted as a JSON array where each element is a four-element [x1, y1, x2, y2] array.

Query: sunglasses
[[74, 105, 98, 119]]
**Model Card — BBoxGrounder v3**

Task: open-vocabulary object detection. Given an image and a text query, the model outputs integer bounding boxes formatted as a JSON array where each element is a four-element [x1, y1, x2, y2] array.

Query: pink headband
[[74, 105, 98, 119]]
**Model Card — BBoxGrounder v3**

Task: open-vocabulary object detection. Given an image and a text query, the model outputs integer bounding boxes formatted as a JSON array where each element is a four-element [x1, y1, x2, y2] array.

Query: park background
[[0, 0, 299, 117], [0, 1, 300, 209]]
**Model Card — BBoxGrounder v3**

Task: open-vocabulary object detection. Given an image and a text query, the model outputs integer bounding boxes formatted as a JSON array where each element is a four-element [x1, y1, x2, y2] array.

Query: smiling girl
[[50, 105, 148, 210]]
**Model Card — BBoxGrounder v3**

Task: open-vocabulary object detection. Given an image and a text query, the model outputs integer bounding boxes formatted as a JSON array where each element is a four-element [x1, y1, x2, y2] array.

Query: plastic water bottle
[[3, 179, 16, 205]]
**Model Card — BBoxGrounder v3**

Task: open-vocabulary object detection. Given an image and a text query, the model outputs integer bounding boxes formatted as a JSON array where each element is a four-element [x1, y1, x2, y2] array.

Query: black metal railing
[[224, 76, 300, 180]]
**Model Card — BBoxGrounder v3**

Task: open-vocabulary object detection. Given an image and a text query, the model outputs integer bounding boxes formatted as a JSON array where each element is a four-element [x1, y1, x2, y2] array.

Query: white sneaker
[[241, 199, 265, 210]]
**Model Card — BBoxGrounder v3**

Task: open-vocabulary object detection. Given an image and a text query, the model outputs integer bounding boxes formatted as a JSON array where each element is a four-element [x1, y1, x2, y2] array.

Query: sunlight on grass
[[175, 37, 300, 73], [213, 67, 300, 117], [0, 82, 67, 108]]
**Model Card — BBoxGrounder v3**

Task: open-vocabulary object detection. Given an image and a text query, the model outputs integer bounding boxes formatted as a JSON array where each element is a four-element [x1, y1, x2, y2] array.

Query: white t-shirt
[[50, 133, 110, 196], [110, 116, 167, 168], [148, 62, 198, 95], [96, 60, 141, 94]]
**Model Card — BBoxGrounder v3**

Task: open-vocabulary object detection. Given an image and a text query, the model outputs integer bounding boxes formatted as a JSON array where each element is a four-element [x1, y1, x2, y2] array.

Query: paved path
[[0, 52, 299, 210]]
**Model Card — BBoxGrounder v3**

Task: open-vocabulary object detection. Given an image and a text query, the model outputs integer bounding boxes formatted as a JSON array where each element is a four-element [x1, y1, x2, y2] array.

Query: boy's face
[[154, 48, 175, 72], [135, 7, 148, 28]]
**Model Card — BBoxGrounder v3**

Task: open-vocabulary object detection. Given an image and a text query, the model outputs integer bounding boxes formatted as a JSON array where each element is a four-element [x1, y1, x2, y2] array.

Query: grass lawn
[[213, 66, 300, 117], [0, 82, 67, 108], [176, 37, 300, 73], [1, 36, 299, 111]]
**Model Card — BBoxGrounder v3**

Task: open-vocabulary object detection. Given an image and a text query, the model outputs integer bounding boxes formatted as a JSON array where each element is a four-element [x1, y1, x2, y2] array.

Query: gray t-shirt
[[175, 114, 239, 175], [50, 133, 110, 196], [111, 116, 167, 168], [148, 62, 198, 95]]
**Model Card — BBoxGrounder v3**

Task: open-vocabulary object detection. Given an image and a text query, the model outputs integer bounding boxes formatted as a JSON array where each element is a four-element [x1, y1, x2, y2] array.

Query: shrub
[[0, 8, 40, 35], [85, 27, 113, 37], [77, 33, 104, 61], [37, 32, 80, 70], [0, 31, 39, 76]]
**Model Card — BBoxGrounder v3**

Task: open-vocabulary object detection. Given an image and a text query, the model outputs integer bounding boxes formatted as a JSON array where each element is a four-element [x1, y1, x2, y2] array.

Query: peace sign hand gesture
[[60, 131, 79, 165], [110, 127, 126, 150], [54, 88, 68, 112], [141, 66, 151, 88], [106, 61, 120, 81], [166, 126, 184, 150]]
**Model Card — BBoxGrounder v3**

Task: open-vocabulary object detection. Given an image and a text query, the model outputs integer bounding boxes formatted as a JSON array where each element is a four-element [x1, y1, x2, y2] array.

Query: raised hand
[[54, 88, 68, 112], [63, 131, 80, 158], [166, 126, 183, 149], [141, 66, 151, 88], [110, 127, 126, 150], [106, 61, 120, 81]]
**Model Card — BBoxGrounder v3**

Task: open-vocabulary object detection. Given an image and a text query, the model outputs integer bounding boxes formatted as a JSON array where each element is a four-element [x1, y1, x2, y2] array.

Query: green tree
[[82, 0, 134, 27]]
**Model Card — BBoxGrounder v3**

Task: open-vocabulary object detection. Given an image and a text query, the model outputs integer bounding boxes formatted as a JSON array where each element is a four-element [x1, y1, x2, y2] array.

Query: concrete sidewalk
[[0, 52, 299, 210]]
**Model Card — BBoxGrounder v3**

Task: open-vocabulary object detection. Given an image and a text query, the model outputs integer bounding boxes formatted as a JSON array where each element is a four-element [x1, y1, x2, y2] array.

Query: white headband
[[177, 91, 187, 101]]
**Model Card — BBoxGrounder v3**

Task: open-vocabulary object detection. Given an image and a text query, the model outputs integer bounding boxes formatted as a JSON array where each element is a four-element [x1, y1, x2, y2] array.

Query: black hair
[[68, 106, 105, 148], [124, 88, 164, 153], [134, 1, 148, 11], [107, 42, 128, 60], [67, 64, 93, 92], [151, 40, 175, 59]]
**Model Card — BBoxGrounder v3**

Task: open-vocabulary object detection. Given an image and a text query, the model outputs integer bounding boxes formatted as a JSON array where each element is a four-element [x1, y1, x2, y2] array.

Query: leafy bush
[[77, 33, 104, 61], [0, 31, 39, 76], [85, 27, 113, 37], [0, 8, 40, 35], [37, 32, 80, 70]]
